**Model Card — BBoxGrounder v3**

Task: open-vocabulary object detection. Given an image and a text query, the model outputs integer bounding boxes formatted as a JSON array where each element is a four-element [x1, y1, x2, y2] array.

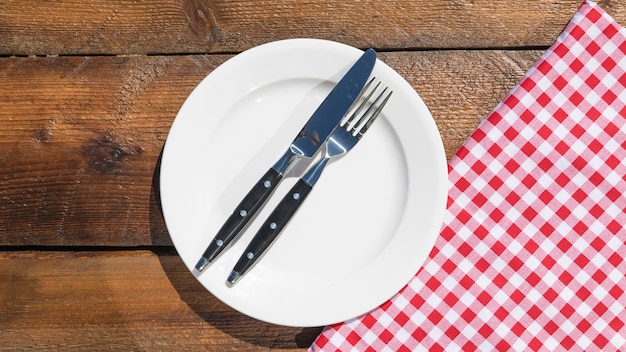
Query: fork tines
[[343, 77, 393, 138]]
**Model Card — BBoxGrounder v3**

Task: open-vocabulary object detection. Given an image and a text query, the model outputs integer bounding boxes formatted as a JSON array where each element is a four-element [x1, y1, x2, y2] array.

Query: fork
[[227, 79, 392, 284]]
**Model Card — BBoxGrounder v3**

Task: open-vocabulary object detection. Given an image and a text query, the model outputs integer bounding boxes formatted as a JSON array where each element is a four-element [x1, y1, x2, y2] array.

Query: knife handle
[[228, 178, 313, 284], [195, 168, 282, 271]]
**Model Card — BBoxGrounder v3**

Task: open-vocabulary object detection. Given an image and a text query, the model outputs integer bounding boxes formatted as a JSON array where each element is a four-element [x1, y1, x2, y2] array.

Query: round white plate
[[160, 39, 447, 327]]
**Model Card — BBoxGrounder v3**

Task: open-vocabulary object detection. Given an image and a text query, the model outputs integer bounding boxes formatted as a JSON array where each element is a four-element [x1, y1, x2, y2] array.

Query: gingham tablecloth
[[310, 1, 626, 351]]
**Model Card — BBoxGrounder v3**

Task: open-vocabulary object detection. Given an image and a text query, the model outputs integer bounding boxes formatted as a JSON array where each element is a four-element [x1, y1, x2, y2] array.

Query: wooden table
[[1, 1, 624, 350]]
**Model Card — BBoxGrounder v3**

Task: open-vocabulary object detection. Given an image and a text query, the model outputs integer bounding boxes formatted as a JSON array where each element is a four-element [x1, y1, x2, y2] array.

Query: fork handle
[[195, 168, 282, 271], [228, 178, 313, 284]]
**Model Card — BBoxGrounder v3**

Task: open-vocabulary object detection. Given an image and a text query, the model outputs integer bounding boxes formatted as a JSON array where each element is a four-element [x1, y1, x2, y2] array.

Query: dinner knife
[[195, 48, 377, 272]]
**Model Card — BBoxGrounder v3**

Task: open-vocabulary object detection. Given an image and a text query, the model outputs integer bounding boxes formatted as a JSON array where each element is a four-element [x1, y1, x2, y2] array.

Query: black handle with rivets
[[228, 178, 313, 284], [195, 168, 282, 271]]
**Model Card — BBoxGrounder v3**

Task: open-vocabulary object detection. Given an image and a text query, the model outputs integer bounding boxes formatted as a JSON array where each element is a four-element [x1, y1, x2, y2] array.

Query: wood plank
[[0, 0, 623, 55], [0, 50, 542, 246], [0, 54, 228, 246], [0, 250, 319, 351]]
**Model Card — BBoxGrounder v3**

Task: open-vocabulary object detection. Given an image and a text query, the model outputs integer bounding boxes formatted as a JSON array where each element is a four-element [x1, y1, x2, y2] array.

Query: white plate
[[160, 39, 447, 327]]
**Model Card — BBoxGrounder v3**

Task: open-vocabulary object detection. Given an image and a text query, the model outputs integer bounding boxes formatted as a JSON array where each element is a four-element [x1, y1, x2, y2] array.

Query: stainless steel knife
[[195, 48, 377, 272]]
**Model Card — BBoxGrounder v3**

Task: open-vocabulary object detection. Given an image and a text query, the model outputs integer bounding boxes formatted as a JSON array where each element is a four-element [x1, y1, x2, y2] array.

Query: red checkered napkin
[[310, 1, 626, 351]]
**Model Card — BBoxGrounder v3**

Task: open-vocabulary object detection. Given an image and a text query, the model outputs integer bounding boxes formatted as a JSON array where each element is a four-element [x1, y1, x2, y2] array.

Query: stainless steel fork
[[228, 79, 392, 284]]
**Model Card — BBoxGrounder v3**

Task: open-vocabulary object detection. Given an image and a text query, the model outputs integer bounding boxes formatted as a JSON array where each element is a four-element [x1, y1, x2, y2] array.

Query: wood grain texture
[[0, 50, 542, 246], [0, 0, 623, 55], [0, 250, 320, 351], [0, 54, 227, 246]]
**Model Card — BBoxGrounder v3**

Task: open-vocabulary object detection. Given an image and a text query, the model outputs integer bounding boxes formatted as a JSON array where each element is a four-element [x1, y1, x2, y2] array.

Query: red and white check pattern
[[311, 1, 626, 351]]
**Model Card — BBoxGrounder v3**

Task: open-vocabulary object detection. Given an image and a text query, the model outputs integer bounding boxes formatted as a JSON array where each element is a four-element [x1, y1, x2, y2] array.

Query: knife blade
[[195, 48, 377, 272]]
